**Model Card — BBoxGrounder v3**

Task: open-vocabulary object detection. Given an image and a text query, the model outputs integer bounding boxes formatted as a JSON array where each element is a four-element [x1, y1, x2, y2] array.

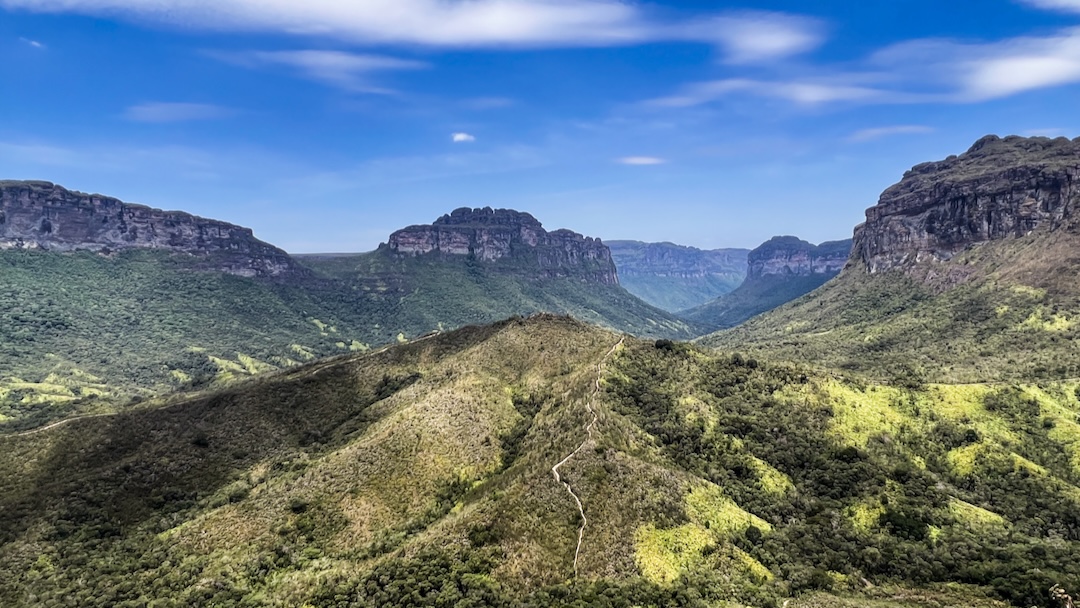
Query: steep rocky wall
[[746, 236, 851, 279], [386, 207, 619, 284], [0, 181, 298, 277], [854, 135, 1080, 273]]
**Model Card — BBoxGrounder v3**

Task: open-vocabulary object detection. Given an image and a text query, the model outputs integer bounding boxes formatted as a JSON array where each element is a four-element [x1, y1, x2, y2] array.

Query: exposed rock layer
[[0, 180, 297, 277], [853, 135, 1080, 273], [386, 207, 619, 284], [747, 236, 851, 279]]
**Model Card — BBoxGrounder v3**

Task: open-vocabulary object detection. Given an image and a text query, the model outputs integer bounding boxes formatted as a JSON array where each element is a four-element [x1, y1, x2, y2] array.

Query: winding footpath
[[551, 336, 623, 578]]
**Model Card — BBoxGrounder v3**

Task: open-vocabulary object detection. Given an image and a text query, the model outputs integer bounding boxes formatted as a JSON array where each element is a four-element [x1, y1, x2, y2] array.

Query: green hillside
[[680, 273, 834, 332], [701, 206, 1080, 385], [0, 247, 693, 430], [1, 315, 1075, 607]]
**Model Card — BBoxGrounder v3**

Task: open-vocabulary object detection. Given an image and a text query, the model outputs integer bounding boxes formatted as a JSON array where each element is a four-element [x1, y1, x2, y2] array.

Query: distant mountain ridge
[[0, 180, 299, 277], [0, 187, 694, 427], [606, 240, 748, 312], [703, 135, 1080, 382], [681, 235, 851, 331], [386, 206, 618, 284]]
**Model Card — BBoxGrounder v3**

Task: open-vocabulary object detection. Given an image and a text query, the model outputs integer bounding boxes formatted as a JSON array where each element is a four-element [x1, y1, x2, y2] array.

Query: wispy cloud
[[1, 0, 821, 60], [651, 26, 1080, 109], [209, 50, 427, 92], [1020, 0, 1080, 12], [847, 125, 934, 142], [123, 102, 232, 123], [451, 132, 476, 143], [19, 36, 44, 48], [461, 97, 515, 110], [617, 156, 666, 165], [650, 78, 886, 108]]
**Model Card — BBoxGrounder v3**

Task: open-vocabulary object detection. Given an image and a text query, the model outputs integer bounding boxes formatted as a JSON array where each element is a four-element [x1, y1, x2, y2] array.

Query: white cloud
[[649, 78, 885, 108], [0, 0, 820, 59], [617, 156, 665, 165], [870, 28, 1080, 101], [19, 37, 44, 48], [847, 125, 934, 142], [451, 132, 476, 143], [680, 12, 824, 64], [123, 102, 232, 123], [209, 50, 427, 92], [650, 26, 1080, 109]]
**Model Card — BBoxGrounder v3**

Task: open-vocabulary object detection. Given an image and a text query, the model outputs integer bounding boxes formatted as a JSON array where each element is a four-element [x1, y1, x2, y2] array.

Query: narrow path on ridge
[[551, 336, 624, 579]]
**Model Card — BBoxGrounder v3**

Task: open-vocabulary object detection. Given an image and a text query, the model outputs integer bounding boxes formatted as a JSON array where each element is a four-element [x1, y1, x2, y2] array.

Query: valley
[[3, 135, 1080, 608]]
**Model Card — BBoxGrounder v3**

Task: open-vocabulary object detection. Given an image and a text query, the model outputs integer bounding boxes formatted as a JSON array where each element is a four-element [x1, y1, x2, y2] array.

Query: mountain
[[1, 314, 1074, 607], [0, 189, 693, 429], [297, 208, 696, 343], [0, 180, 300, 277], [702, 135, 1080, 382], [606, 240, 749, 312], [680, 236, 851, 331]]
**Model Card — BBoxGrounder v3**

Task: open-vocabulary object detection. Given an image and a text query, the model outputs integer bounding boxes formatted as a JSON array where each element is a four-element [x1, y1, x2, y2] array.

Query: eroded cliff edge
[[0, 180, 298, 277]]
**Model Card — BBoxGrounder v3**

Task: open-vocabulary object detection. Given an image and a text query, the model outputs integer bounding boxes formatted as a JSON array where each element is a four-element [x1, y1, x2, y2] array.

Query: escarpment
[[0, 180, 299, 277], [853, 135, 1080, 273], [385, 206, 619, 284]]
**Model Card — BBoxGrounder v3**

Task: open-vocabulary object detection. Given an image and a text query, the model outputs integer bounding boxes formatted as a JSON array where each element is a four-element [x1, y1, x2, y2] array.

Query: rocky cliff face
[[607, 241, 748, 280], [385, 207, 619, 284], [0, 180, 298, 277], [747, 236, 851, 279], [854, 135, 1080, 273]]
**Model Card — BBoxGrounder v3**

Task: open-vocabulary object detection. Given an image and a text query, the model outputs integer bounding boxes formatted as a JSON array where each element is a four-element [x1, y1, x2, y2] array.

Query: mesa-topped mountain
[[386, 207, 618, 284], [0, 188, 693, 428], [705, 135, 1080, 382], [681, 236, 851, 331], [0, 180, 298, 277], [606, 240, 749, 312], [855, 135, 1080, 275]]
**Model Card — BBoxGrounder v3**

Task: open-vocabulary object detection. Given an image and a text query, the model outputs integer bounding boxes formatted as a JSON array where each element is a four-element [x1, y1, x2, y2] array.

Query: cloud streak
[[847, 125, 934, 142], [124, 102, 232, 123], [0, 0, 822, 61], [617, 156, 665, 165], [651, 26, 1080, 109], [451, 132, 476, 143], [209, 50, 427, 92]]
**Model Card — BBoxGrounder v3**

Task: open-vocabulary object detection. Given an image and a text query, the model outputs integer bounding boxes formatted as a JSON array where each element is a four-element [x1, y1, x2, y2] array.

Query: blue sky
[[1, 0, 1078, 252]]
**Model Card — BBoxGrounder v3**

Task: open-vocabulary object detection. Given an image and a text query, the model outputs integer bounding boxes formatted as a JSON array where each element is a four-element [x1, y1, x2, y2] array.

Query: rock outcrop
[[747, 236, 851, 279], [385, 207, 619, 284], [0, 180, 298, 277], [853, 135, 1080, 273]]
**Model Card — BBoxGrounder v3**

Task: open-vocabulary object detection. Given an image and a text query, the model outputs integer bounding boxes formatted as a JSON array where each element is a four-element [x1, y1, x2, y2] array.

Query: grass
[[0, 245, 693, 430]]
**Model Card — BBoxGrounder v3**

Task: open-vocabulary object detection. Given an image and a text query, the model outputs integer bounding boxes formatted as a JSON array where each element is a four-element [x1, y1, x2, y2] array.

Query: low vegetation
[[1, 316, 1075, 607]]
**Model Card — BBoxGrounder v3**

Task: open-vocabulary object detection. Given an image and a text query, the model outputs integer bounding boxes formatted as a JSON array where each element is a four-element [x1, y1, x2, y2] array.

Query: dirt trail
[[551, 336, 623, 578]]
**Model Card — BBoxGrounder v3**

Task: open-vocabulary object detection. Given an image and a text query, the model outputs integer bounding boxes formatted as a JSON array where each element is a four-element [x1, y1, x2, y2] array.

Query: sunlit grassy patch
[[685, 483, 771, 536], [734, 547, 773, 583], [749, 456, 794, 496], [821, 380, 909, 448], [633, 523, 714, 585], [290, 344, 317, 361], [918, 384, 1017, 444], [946, 443, 987, 476], [1020, 308, 1073, 332], [947, 498, 1007, 528]]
